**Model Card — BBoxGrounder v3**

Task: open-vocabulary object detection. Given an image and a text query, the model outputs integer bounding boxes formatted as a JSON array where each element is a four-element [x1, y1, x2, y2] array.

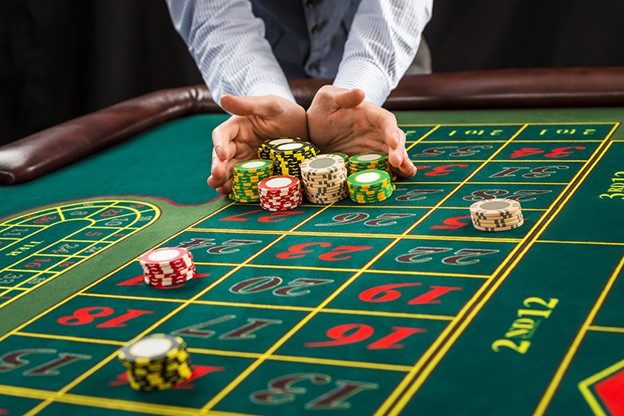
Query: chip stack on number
[[470, 199, 524, 232], [348, 153, 390, 175], [300, 154, 348, 204], [229, 159, 274, 203], [139, 247, 195, 287], [258, 175, 303, 211], [347, 169, 394, 204], [258, 137, 297, 159], [267, 138, 319, 178], [118, 333, 192, 391]]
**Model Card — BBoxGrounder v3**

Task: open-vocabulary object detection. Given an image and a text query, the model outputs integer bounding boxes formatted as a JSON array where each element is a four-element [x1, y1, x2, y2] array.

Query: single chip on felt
[[139, 247, 195, 287], [347, 169, 394, 204], [300, 154, 349, 204], [258, 175, 303, 211], [469, 198, 521, 216], [118, 333, 193, 391], [469, 198, 524, 232]]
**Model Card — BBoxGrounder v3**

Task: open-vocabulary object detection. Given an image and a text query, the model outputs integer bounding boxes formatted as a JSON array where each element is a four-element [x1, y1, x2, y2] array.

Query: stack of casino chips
[[347, 169, 395, 204], [229, 159, 274, 203], [348, 153, 391, 175], [139, 247, 194, 287], [264, 137, 319, 178], [117, 333, 192, 391], [258, 175, 303, 211], [258, 137, 297, 159], [470, 198, 524, 232], [300, 154, 349, 204]]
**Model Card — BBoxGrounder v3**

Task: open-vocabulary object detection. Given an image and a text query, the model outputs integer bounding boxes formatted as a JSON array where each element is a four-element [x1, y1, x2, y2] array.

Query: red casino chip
[[141, 258, 194, 273], [139, 247, 193, 266], [139, 247, 195, 286], [142, 262, 193, 274], [258, 175, 300, 193], [143, 265, 196, 279], [258, 175, 302, 212], [144, 270, 194, 287]]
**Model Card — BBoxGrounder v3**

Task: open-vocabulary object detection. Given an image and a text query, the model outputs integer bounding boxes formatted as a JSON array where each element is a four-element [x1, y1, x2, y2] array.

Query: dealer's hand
[[307, 85, 416, 178], [208, 94, 308, 194]]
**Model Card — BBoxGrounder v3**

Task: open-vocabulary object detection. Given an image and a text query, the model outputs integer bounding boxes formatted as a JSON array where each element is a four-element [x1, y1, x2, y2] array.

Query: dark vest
[[251, 0, 360, 79]]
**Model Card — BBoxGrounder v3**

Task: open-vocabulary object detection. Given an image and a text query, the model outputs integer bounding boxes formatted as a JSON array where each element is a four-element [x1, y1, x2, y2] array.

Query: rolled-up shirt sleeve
[[334, 0, 433, 105], [165, 0, 295, 105]]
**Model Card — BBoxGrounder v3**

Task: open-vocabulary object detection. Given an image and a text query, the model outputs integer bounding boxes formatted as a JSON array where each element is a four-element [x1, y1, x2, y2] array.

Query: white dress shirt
[[166, 0, 432, 106]]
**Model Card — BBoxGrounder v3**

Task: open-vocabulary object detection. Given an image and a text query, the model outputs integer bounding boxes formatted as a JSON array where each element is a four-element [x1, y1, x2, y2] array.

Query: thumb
[[335, 88, 366, 108], [220, 94, 258, 116]]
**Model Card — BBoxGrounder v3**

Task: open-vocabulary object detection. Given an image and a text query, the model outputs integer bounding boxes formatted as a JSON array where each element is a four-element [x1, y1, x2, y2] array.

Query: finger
[[395, 153, 417, 178], [387, 145, 403, 169], [216, 178, 233, 195], [208, 175, 230, 194], [379, 109, 401, 144], [207, 175, 221, 191], [212, 118, 239, 161], [334, 88, 365, 108], [390, 129, 405, 149], [220, 94, 283, 119], [383, 126, 406, 168], [209, 156, 228, 188]]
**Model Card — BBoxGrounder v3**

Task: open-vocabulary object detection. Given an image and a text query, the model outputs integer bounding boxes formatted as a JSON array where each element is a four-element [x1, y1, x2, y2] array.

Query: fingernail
[[215, 145, 226, 159]]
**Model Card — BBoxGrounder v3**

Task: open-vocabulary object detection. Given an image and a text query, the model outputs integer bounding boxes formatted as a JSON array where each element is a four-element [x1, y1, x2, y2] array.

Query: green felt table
[[0, 74, 623, 415]]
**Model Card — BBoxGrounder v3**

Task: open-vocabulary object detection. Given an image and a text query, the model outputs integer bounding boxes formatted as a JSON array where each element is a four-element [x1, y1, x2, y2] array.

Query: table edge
[[2, 67, 624, 184]]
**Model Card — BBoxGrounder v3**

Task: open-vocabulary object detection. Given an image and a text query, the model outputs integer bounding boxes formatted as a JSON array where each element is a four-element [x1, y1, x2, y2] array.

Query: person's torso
[[251, 0, 361, 78]]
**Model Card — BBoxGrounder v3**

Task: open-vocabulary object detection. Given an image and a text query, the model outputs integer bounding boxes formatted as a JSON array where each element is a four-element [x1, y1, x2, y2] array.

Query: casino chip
[[300, 154, 348, 204], [258, 175, 303, 211], [264, 137, 320, 178], [469, 198, 524, 232], [118, 333, 192, 391], [347, 169, 394, 204], [229, 159, 274, 203], [258, 137, 297, 160], [348, 153, 390, 175], [139, 247, 195, 287]]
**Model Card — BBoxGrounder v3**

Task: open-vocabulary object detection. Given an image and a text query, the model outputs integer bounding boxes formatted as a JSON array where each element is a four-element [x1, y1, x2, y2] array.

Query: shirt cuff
[[247, 82, 296, 103], [333, 61, 392, 106]]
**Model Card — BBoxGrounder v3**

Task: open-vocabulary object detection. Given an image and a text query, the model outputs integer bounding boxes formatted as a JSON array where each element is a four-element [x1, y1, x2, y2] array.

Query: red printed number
[[57, 307, 153, 328], [359, 283, 461, 305], [275, 242, 372, 261], [304, 323, 426, 349], [220, 209, 303, 223]]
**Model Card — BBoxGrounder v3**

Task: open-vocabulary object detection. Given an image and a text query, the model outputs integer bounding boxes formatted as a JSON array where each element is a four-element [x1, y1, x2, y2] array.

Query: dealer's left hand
[[307, 85, 416, 178]]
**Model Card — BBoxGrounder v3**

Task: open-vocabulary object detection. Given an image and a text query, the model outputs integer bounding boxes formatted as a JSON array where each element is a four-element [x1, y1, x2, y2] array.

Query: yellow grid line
[[3, 120, 620, 415], [534, 255, 624, 414], [587, 325, 624, 334], [21, 199, 338, 414], [578, 358, 624, 416], [381, 123, 620, 415], [411, 159, 587, 163]]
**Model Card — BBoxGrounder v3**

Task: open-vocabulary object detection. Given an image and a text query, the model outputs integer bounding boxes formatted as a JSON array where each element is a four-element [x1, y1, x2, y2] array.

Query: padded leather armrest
[[2, 67, 624, 184]]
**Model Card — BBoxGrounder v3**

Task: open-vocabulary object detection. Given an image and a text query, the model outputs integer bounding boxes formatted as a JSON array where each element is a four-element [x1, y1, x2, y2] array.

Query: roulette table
[[0, 68, 623, 415]]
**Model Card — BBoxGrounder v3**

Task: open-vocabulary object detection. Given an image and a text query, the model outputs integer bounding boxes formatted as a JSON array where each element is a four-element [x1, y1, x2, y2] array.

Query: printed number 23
[[275, 242, 372, 261]]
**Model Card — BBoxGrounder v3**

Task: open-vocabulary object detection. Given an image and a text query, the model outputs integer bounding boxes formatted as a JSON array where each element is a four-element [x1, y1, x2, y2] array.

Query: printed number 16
[[305, 324, 426, 349]]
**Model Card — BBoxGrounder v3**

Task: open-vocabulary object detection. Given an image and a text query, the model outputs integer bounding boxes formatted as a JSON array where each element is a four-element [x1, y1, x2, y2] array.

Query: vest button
[[311, 22, 325, 34], [308, 62, 320, 73]]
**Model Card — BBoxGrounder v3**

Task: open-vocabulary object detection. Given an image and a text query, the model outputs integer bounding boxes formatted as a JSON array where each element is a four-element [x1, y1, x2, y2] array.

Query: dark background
[[2, 0, 624, 145]]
